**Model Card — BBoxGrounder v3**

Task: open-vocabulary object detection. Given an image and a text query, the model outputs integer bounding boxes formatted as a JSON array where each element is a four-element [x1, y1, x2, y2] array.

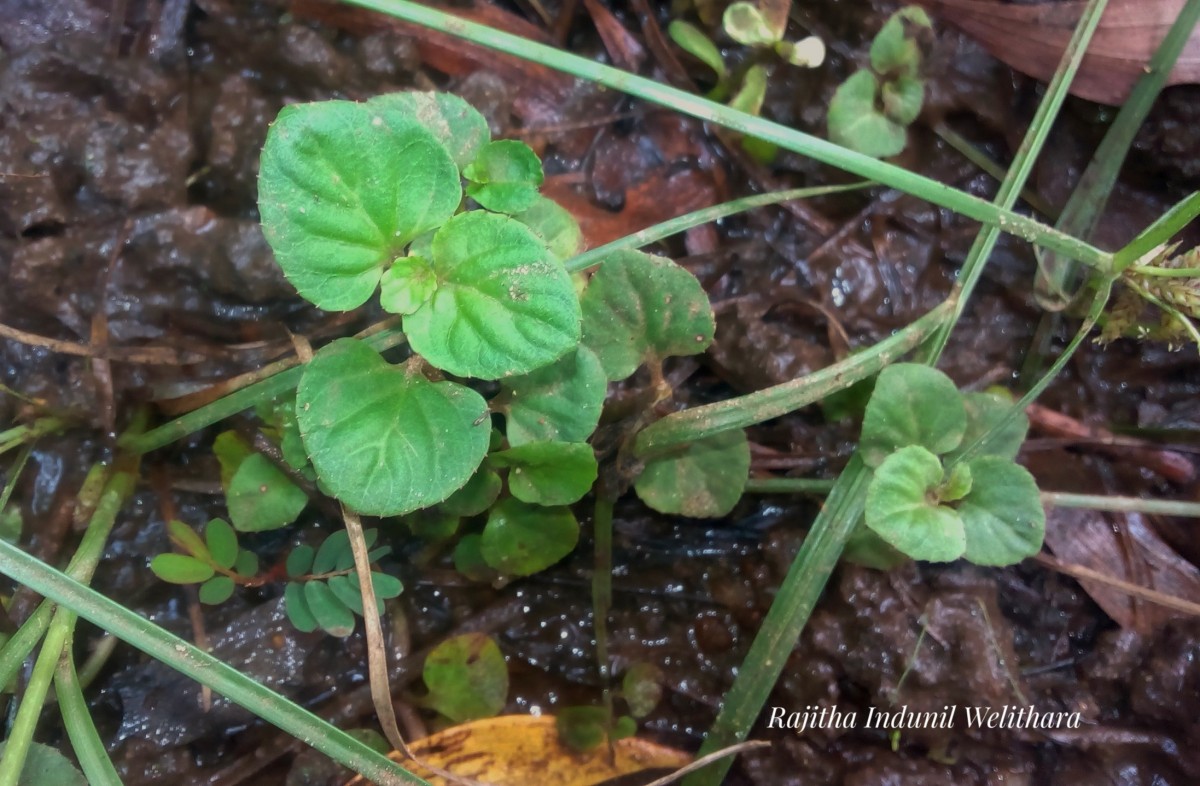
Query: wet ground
[[2, 0, 1199, 784]]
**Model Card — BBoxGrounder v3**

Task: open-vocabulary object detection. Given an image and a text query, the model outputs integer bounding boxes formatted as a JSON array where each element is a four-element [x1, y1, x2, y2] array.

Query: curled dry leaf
[[1043, 507, 1200, 632], [343, 715, 691, 786], [917, 0, 1200, 104]]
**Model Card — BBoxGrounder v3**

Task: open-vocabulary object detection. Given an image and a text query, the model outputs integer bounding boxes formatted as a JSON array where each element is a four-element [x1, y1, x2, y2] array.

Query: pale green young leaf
[[464, 139, 545, 214], [881, 74, 924, 125], [227, 453, 308, 533], [166, 519, 209, 561], [828, 70, 906, 159], [723, 2, 778, 46], [367, 91, 491, 168], [945, 391, 1029, 464], [860, 363, 966, 467], [869, 7, 931, 77], [864, 445, 965, 562], [667, 20, 728, 82], [380, 255, 438, 315], [959, 458, 1045, 566], [151, 553, 215, 584]]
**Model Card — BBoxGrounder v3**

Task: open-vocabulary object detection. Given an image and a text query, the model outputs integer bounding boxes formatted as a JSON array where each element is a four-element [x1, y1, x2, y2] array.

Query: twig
[[1034, 552, 1200, 617]]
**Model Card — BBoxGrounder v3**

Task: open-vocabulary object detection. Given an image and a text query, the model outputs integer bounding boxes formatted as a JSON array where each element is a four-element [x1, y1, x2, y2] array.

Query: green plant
[[828, 7, 932, 157]]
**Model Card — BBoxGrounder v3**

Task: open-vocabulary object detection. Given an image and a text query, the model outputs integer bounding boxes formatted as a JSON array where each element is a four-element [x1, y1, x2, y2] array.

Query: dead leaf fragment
[[918, 0, 1200, 104], [344, 715, 692, 786]]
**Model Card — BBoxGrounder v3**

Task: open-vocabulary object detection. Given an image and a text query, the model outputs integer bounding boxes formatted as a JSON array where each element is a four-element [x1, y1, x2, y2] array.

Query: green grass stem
[[55, 648, 123, 786], [1036, 0, 1200, 305], [564, 183, 871, 273], [633, 299, 955, 458], [0, 540, 431, 786], [342, 0, 1111, 272]]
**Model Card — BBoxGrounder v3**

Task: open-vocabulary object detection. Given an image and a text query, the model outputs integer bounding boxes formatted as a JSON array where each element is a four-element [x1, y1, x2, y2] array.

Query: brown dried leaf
[[918, 0, 1200, 104], [1044, 507, 1200, 632]]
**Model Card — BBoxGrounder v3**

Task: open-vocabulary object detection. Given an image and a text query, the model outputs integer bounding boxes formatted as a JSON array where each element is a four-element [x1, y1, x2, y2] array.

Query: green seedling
[[213, 430, 306, 532], [254, 92, 749, 577], [283, 529, 401, 637], [668, 2, 823, 162], [419, 633, 508, 723], [151, 519, 261, 605], [556, 662, 663, 752], [828, 6, 932, 158], [859, 364, 1044, 565]]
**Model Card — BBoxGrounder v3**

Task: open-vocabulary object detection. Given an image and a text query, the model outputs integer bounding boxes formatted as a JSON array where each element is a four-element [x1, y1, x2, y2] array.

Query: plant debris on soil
[[2, 1, 1200, 784]]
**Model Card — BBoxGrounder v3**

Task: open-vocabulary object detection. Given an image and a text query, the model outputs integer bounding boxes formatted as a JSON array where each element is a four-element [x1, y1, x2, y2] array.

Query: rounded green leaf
[[828, 70, 906, 159], [0, 741, 86, 786], [287, 544, 315, 578], [380, 255, 437, 315], [634, 429, 749, 518], [581, 250, 715, 381], [406, 509, 461, 540], [500, 346, 607, 446], [297, 338, 490, 516], [556, 706, 610, 752], [367, 91, 491, 169], [860, 363, 966, 467], [453, 533, 498, 582], [958, 457, 1045, 566], [480, 498, 579, 577], [258, 100, 461, 310], [199, 575, 236, 605], [946, 391, 1028, 463], [778, 36, 825, 67], [490, 442, 598, 506], [869, 7, 931, 77], [513, 196, 583, 260], [205, 519, 239, 570], [284, 581, 318, 632], [865, 445, 965, 562], [404, 212, 582, 380], [234, 549, 259, 577], [226, 453, 308, 533], [166, 519, 208, 560], [423, 633, 509, 722], [440, 467, 502, 517], [464, 139, 545, 214], [151, 553, 215, 584], [304, 580, 355, 637]]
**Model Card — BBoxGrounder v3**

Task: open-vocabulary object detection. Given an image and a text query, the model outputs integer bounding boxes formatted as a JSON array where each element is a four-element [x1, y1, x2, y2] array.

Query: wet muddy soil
[[2, 1, 1199, 784]]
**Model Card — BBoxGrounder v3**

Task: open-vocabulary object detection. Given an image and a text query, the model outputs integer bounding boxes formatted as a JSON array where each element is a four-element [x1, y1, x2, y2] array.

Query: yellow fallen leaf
[[344, 714, 691, 786]]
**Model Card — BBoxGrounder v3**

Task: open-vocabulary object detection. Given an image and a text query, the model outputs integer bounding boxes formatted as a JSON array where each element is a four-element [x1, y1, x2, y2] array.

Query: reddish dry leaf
[[582, 0, 646, 72], [918, 0, 1200, 104], [1044, 507, 1200, 632]]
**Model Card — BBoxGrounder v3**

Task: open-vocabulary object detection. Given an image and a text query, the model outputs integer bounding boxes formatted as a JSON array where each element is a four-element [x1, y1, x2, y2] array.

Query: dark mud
[[1, 1, 1199, 785]]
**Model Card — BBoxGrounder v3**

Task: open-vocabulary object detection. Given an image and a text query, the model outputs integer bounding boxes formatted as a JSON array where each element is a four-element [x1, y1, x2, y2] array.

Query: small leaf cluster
[[150, 519, 260, 604], [255, 91, 745, 586], [667, 3, 823, 162], [556, 662, 663, 751], [284, 528, 402, 637], [859, 364, 1044, 565], [828, 6, 932, 158], [213, 428, 307, 533]]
